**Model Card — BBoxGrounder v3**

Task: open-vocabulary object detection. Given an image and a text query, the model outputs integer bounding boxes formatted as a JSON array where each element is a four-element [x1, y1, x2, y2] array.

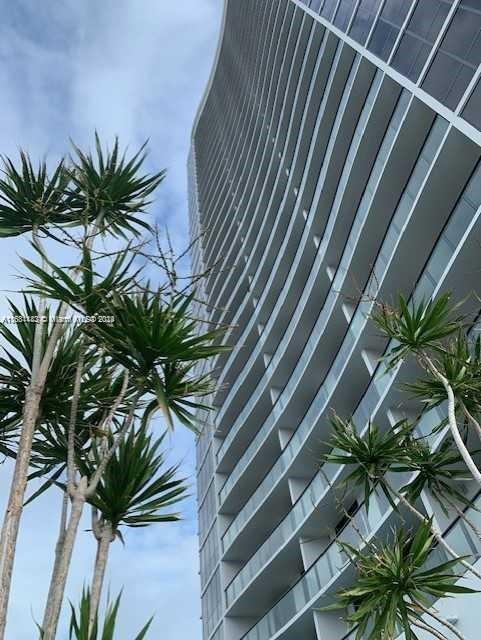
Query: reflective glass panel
[[423, 1, 481, 109], [368, 0, 414, 61], [309, 0, 324, 11], [392, 0, 453, 81], [334, 0, 357, 31], [463, 77, 481, 131], [349, 0, 382, 45], [321, 0, 339, 20]]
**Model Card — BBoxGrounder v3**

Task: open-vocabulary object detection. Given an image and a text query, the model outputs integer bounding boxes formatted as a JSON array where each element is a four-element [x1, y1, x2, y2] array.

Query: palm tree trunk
[[416, 602, 467, 640], [42, 491, 69, 634], [424, 357, 481, 487], [0, 384, 43, 639], [384, 480, 481, 581], [41, 490, 86, 640], [41, 386, 142, 639], [89, 521, 113, 633], [0, 297, 69, 639]]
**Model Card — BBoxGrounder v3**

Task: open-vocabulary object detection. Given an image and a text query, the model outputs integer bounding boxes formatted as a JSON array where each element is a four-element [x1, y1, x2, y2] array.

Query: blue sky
[[0, 1, 222, 638]]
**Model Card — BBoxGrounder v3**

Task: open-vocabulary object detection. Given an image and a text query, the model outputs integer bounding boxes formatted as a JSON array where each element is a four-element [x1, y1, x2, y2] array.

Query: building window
[[423, 1, 481, 110], [309, 0, 324, 12], [321, 0, 339, 21], [349, 0, 383, 45], [334, 0, 357, 32], [201, 570, 223, 638], [392, 0, 453, 82], [463, 76, 481, 131], [368, 0, 414, 62]]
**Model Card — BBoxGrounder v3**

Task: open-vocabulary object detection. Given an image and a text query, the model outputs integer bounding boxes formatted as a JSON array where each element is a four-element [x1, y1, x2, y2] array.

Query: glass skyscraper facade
[[189, 2, 481, 639]]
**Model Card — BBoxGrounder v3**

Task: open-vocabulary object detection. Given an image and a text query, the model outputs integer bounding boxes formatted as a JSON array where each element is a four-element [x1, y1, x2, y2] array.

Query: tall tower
[[189, 2, 481, 640]]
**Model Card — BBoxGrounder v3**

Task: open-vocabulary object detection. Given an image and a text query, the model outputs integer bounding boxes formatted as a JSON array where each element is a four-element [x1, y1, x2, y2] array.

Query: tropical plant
[[83, 427, 187, 630], [323, 416, 481, 580], [324, 521, 477, 640], [372, 294, 481, 486], [68, 589, 152, 640], [395, 438, 481, 539], [0, 136, 225, 640]]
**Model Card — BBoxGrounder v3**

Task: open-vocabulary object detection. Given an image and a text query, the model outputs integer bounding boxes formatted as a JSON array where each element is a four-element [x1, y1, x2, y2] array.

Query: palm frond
[[66, 134, 165, 238], [0, 152, 71, 237], [84, 427, 187, 532], [372, 294, 462, 366]]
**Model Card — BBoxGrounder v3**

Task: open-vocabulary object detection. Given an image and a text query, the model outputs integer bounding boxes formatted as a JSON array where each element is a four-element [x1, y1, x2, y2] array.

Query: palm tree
[[0, 136, 226, 640], [0, 137, 165, 639], [39, 286, 224, 639], [372, 294, 481, 485], [395, 438, 481, 540], [83, 427, 187, 631], [323, 416, 481, 580], [324, 521, 476, 640], [68, 589, 152, 640]]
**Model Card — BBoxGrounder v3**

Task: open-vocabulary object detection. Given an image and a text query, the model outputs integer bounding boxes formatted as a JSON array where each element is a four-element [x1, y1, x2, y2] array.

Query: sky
[[0, 1, 222, 638]]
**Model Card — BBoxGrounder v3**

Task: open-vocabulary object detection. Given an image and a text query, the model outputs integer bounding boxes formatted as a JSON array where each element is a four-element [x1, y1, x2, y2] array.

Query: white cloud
[[0, 0, 222, 637]]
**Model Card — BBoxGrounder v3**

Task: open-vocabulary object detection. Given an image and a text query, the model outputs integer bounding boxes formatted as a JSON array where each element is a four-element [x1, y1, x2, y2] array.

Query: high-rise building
[[188, 2, 481, 639]]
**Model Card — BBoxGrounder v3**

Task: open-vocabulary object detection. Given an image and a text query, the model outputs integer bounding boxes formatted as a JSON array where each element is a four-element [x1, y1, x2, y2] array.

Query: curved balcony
[[208, 28, 341, 396], [239, 489, 481, 640], [202, 2, 297, 267], [214, 49, 369, 448], [221, 121, 479, 555], [201, 0, 286, 225], [224, 247, 481, 607], [205, 12, 318, 319], [200, 1, 278, 215], [217, 72, 403, 504], [214, 86, 427, 473], [204, 15, 315, 329]]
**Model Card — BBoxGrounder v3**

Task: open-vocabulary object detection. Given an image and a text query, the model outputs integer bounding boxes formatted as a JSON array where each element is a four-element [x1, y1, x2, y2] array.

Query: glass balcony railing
[[224, 150, 481, 608], [299, 0, 481, 133], [215, 47, 361, 447], [219, 78, 404, 504], [241, 487, 481, 640], [222, 116, 450, 552]]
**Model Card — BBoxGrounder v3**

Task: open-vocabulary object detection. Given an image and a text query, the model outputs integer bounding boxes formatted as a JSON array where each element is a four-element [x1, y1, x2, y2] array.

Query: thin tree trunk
[[385, 480, 481, 581], [41, 491, 86, 640], [67, 344, 86, 492], [41, 346, 85, 636], [0, 384, 43, 639], [41, 386, 142, 639], [460, 401, 481, 444], [89, 521, 113, 633], [42, 491, 69, 634], [412, 619, 451, 640], [417, 601, 467, 640], [0, 213, 105, 638], [424, 357, 481, 487], [442, 493, 481, 541]]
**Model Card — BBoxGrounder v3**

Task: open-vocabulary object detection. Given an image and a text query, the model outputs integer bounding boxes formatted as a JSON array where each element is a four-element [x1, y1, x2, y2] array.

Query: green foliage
[[323, 416, 413, 509], [68, 589, 152, 640], [85, 427, 187, 532], [67, 134, 165, 237], [325, 521, 477, 640], [0, 153, 71, 237], [395, 438, 473, 513], [88, 291, 227, 430], [372, 294, 461, 366], [405, 333, 481, 417], [22, 246, 139, 315], [0, 135, 166, 240]]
